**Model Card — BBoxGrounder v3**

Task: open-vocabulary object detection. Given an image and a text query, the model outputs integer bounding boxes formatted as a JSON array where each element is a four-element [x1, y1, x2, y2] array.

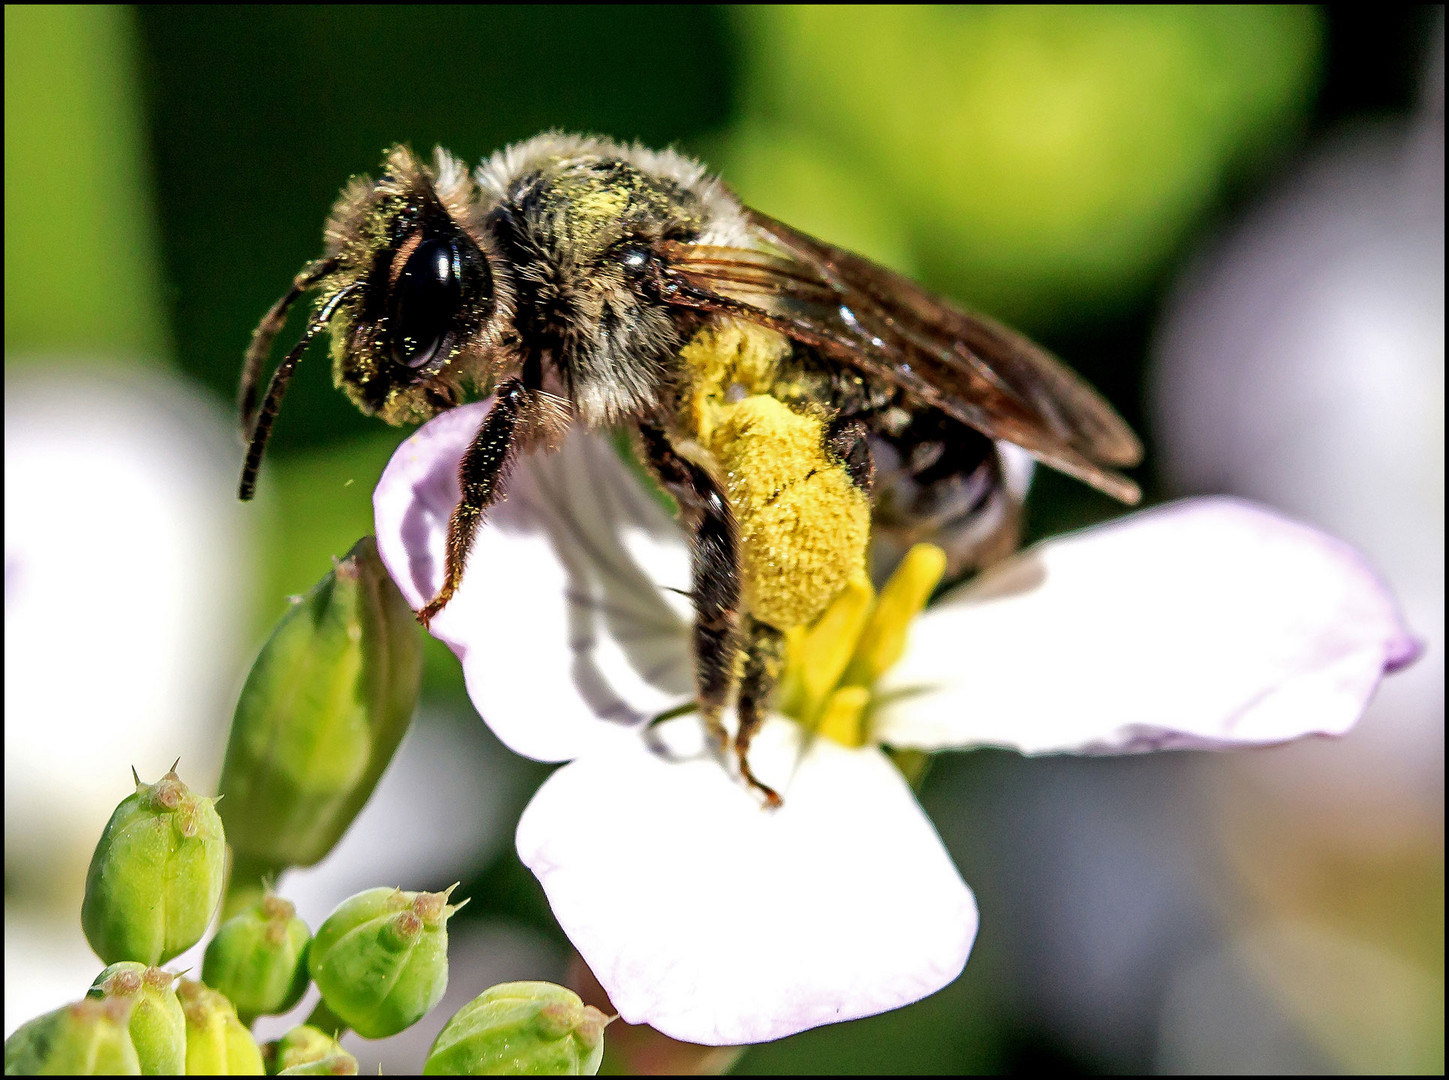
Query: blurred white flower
[[1148, 30, 1443, 1070], [4, 365, 255, 1035], [1151, 104, 1443, 833], [373, 401, 1414, 1047]]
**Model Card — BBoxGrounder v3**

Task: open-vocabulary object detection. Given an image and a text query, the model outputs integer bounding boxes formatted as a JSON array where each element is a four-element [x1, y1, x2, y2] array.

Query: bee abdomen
[[865, 406, 1025, 582]]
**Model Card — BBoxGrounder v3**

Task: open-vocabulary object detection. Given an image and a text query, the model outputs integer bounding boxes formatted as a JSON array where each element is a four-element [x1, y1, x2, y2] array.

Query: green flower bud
[[81, 767, 225, 966], [276, 1056, 359, 1076], [202, 895, 312, 1024], [4, 998, 141, 1075], [218, 536, 422, 886], [177, 979, 265, 1075], [86, 962, 185, 1075], [423, 982, 606, 1076], [308, 887, 463, 1039], [262, 1026, 357, 1076]]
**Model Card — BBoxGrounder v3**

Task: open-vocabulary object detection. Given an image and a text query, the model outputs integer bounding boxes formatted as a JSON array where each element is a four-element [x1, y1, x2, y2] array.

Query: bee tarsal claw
[[740, 765, 783, 810], [416, 593, 450, 628]]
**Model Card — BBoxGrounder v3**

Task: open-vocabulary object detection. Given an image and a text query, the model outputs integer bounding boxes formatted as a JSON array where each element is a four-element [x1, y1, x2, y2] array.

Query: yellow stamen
[[844, 544, 947, 689], [814, 686, 872, 748], [777, 575, 875, 723], [777, 543, 946, 752]]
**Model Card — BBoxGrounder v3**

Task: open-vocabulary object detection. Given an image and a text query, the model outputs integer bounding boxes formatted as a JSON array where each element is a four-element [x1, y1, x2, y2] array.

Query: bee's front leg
[[634, 424, 747, 769], [418, 378, 531, 627]]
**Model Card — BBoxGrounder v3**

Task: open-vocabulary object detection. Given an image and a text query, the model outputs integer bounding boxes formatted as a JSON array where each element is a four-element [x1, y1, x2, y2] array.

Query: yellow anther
[[775, 625, 809, 718], [778, 575, 875, 723], [814, 686, 871, 748], [845, 543, 947, 688]]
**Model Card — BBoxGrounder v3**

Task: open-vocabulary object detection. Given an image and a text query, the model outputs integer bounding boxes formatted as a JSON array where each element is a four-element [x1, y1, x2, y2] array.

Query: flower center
[[776, 544, 947, 748]]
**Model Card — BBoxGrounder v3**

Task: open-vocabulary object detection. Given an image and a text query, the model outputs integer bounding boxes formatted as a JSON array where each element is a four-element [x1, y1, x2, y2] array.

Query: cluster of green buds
[[81, 766, 225, 968], [218, 536, 424, 909], [424, 983, 608, 1075], [308, 887, 463, 1039], [4, 538, 611, 1074], [203, 896, 312, 1026]]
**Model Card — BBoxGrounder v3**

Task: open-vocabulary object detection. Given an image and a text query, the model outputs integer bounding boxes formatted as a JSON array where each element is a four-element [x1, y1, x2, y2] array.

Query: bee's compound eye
[[389, 236, 462, 370], [620, 244, 652, 272]]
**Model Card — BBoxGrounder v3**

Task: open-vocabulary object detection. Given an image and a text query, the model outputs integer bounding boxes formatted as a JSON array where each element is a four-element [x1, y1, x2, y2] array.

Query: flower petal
[[515, 716, 978, 1046], [374, 403, 694, 762], [875, 497, 1421, 755]]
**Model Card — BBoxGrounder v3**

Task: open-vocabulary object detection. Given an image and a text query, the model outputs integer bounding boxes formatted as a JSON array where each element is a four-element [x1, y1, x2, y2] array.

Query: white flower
[[5, 369, 256, 1038], [373, 400, 1418, 1047]]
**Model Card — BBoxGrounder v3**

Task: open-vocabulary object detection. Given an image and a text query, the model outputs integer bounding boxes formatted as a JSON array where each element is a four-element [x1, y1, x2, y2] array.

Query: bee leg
[[736, 615, 786, 808], [635, 423, 740, 758], [418, 378, 531, 627], [825, 415, 875, 494]]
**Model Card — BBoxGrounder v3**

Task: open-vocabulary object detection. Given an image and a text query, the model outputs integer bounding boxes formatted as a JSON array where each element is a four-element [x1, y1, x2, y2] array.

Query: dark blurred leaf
[[5, 6, 166, 357], [133, 6, 736, 453]]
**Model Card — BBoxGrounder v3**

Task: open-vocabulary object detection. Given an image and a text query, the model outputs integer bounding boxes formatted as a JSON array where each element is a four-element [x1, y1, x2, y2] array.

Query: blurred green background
[[6, 5, 1441, 1073], [9, 5, 1432, 609]]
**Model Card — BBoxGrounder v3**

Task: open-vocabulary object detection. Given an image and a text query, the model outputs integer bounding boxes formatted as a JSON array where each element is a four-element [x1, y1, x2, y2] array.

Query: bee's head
[[238, 146, 515, 500]]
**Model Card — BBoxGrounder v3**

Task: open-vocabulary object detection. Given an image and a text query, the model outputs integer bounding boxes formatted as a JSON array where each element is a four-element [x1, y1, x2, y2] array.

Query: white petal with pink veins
[[874, 497, 1419, 756], [516, 716, 978, 1046], [375, 403, 694, 762]]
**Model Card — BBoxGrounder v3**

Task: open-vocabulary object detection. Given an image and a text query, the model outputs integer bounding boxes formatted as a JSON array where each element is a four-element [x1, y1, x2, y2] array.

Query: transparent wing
[[657, 209, 1142, 503]]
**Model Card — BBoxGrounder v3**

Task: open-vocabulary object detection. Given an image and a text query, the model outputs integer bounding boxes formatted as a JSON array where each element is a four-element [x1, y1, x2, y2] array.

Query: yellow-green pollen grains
[[570, 182, 631, 224], [679, 319, 791, 431], [681, 321, 871, 629], [777, 542, 947, 749]]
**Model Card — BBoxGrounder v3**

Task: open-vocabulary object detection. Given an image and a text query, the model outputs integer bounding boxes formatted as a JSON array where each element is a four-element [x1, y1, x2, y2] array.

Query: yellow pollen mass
[[678, 320, 870, 630], [705, 394, 870, 629], [679, 320, 791, 444]]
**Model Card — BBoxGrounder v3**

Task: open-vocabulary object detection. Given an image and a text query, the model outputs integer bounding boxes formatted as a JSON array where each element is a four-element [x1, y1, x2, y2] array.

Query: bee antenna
[[238, 258, 338, 438], [237, 279, 354, 501]]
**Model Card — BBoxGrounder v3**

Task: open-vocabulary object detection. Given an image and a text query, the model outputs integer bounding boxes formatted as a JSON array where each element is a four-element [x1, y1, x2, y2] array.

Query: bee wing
[[657, 209, 1143, 504]]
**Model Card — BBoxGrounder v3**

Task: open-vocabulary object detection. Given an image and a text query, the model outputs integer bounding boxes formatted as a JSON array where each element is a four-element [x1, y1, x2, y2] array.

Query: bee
[[239, 133, 1142, 806]]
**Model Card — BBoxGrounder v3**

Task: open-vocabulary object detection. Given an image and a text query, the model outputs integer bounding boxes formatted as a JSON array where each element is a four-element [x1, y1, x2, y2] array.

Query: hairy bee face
[[319, 146, 516, 425]]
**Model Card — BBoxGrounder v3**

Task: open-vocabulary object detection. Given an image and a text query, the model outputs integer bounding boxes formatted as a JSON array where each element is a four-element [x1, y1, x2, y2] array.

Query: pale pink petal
[[374, 403, 694, 762], [515, 716, 978, 1046], [875, 497, 1421, 755]]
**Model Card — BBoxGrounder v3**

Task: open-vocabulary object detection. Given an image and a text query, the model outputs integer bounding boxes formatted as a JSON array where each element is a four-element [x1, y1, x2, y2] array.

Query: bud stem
[[305, 999, 350, 1040], [886, 747, 933, 791], [222, 853, 280, 921]]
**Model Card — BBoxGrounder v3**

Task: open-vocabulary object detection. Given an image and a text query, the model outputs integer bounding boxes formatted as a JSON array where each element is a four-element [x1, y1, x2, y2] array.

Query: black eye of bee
[[618, 242, 657, 277], [389, 236, 464, 370]]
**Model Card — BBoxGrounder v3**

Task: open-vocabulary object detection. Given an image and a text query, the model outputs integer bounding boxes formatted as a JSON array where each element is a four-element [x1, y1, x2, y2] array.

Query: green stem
[[886, 747, 934, 791], [222, 851, 283, 920], [305, 998, 350, 1039]]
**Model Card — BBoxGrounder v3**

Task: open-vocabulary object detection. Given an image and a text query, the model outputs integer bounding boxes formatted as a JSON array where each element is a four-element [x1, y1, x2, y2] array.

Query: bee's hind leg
[[736, 615, 786, 808], [635, 424, 740, 759]]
